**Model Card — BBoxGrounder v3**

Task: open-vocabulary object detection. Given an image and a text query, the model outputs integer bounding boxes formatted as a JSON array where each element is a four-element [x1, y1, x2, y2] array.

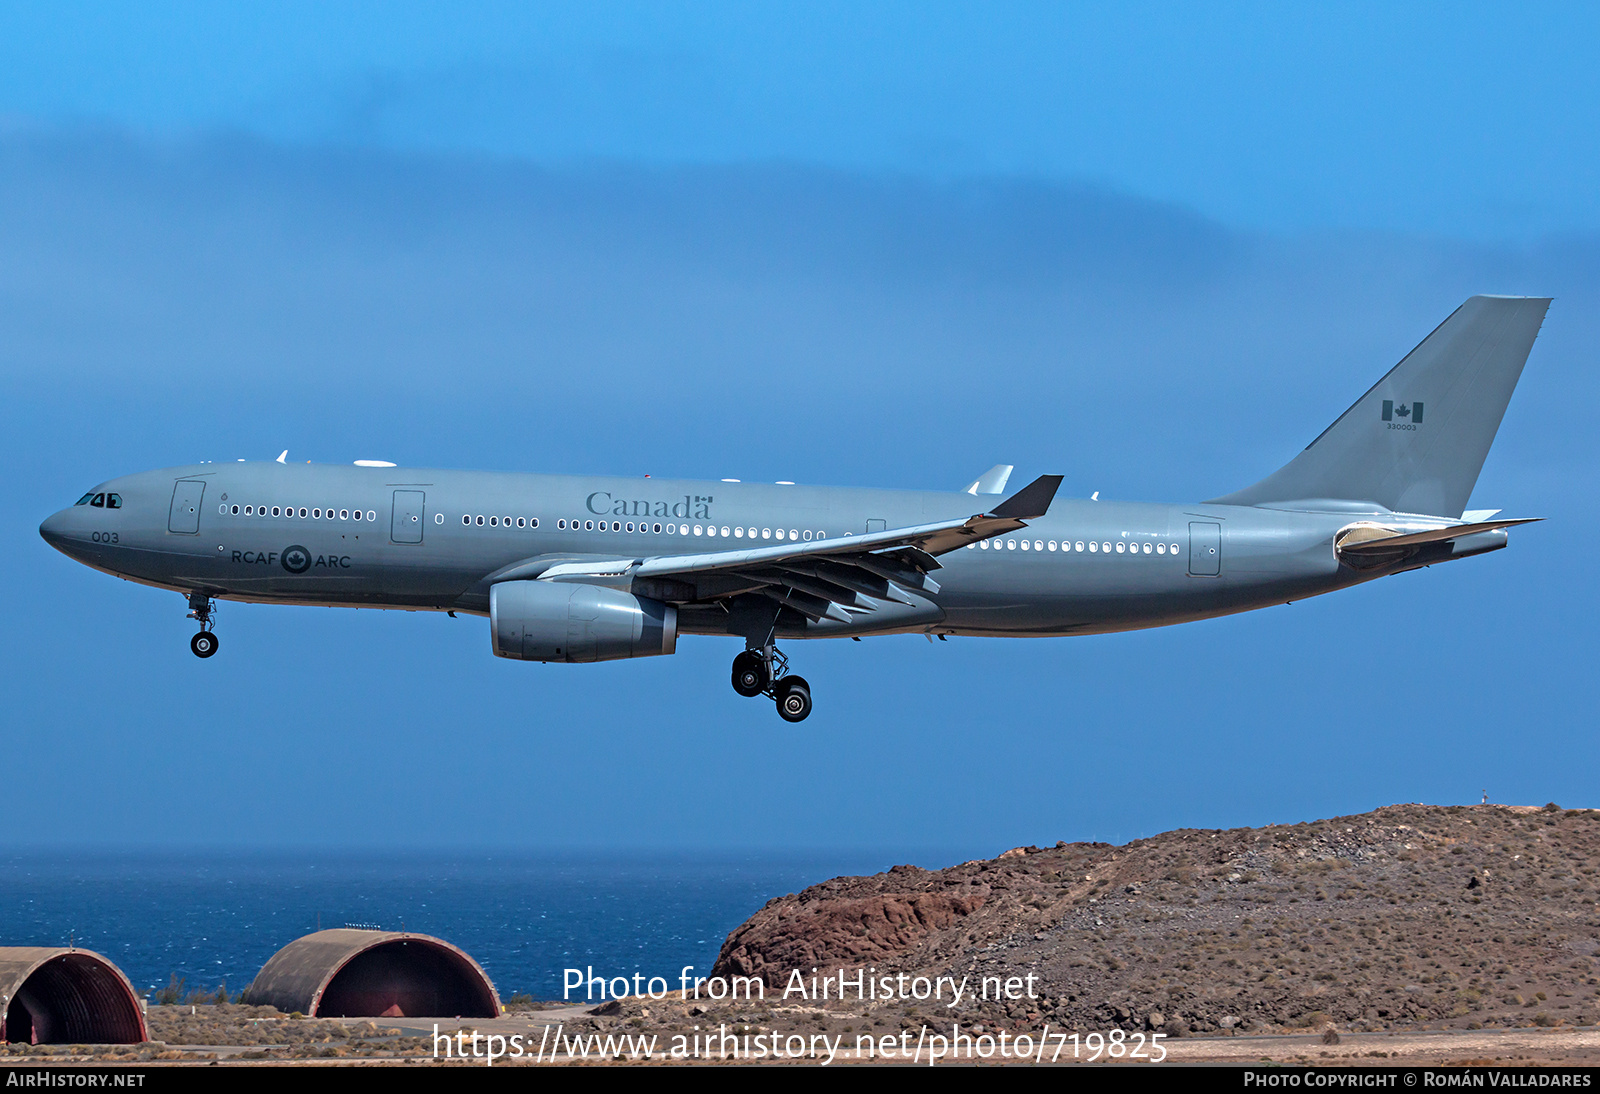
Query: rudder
[[1209, 295, 1550, 517]]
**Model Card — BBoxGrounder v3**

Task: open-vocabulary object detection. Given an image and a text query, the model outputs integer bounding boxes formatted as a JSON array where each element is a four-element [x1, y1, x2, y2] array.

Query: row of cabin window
[[561, 520, 824, 540], [968, 538, 1181, 555], [221, 504, 374, 521], [459, 516, 828, 541], [74, 492, 123, 508], [462, 515, 540, 529]]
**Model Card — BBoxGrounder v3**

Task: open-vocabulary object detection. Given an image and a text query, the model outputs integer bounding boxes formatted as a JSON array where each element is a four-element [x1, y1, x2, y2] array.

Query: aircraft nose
[[39, 510, 69, 550]]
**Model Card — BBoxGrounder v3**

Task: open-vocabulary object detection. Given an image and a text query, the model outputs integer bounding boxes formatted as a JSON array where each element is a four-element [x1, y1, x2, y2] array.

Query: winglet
[[988, 475, 1064, 520], [276, 450, 288, 464], [963, 464, 1014, 495]]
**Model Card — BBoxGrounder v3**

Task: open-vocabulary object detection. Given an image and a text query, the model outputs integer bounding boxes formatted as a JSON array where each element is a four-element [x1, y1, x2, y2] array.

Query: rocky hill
[[711, 804, 1600, 1034]]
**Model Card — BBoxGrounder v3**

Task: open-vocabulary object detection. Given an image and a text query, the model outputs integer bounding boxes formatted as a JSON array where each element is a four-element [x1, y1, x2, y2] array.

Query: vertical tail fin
[[1209, 296, 1550, 517]]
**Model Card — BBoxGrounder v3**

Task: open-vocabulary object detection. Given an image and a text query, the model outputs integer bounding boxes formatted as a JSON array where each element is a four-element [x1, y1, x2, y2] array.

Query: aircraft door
[[1188, 522, 1221, 576], [168, 480, 206, 534], [391, 490, 425, 544]]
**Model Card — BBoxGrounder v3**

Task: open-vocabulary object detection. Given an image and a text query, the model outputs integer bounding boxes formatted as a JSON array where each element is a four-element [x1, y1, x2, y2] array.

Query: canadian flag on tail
[[1381, 400, 1423, 423]]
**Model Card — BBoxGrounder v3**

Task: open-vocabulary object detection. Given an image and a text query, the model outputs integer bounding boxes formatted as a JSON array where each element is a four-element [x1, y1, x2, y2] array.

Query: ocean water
[[0, 850, 916, 1001]]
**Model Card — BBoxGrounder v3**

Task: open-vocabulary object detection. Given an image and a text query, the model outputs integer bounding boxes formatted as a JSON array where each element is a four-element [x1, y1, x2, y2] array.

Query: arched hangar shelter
[[242, 929, 500, 1018], [0, 948, 148, 1044]]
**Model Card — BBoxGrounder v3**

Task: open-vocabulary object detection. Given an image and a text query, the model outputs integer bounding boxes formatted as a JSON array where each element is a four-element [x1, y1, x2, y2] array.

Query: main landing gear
[[187, 592, 219, 659], [731, 646, 812, 722]]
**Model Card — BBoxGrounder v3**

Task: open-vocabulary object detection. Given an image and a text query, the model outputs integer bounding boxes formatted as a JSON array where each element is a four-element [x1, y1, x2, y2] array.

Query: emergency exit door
[[1188, 522, 1221, 576]]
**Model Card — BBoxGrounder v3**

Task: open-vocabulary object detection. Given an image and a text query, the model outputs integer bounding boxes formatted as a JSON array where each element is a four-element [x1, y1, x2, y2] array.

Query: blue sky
[[3, 2, 1598, 238], [2, 4, 1596, 857]]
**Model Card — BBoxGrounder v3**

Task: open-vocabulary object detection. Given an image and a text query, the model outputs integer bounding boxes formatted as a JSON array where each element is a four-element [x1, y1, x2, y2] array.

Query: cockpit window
[[107, 494, 122, 509], [75, 492, 96, 506], [90, 493, 106, 508]]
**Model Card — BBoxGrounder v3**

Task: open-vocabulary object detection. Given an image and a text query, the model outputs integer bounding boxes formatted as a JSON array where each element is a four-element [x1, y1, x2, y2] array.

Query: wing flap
[[618, 473, 1062, 625]]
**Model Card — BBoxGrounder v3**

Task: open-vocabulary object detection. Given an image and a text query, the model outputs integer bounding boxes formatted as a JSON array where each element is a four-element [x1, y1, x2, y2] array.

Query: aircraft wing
[[536, 475, 1063, 623]]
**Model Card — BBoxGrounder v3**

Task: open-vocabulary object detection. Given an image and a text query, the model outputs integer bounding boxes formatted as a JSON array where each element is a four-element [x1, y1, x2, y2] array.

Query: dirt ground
[[6, 803, 1595, 1067], [4, 1001, 1599, 1066]]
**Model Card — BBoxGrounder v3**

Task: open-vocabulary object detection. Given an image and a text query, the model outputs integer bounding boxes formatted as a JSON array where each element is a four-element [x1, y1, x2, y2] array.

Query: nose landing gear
[[730, 645, 813, 721], [187, 592, 219, 659]]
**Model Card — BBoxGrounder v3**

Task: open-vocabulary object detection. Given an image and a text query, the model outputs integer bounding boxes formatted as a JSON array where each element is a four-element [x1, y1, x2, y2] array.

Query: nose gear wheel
[[186, 592, 218, 659]]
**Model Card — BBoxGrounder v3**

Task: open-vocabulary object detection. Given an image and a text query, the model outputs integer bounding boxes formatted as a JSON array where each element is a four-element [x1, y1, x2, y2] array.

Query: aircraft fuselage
[[36, 295, 1547, 721], [40, 461, 1501, 640]]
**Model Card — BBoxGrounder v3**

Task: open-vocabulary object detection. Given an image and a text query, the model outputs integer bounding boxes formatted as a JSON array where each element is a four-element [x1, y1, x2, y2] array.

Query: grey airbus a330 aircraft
[[41, 295, 1547, 721]]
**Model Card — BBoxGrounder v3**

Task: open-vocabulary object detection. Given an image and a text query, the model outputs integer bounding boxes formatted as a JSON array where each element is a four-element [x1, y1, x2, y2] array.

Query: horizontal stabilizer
[[1336, 517, 1541, 555]]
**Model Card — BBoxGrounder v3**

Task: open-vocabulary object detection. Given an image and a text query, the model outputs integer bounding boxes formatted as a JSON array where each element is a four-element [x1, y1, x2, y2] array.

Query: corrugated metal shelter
[[0, 948, 147, 1044], [242, 929, 500, 1018]]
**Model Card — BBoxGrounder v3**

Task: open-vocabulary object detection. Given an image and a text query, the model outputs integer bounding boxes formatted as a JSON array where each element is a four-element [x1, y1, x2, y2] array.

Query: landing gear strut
[[730, 645, 813, 721], [187, 592, 219, 659]]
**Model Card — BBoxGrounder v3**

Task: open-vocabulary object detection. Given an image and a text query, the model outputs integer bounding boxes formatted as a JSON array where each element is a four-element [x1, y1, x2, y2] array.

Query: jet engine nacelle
[[490, 580, 678, 663]]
